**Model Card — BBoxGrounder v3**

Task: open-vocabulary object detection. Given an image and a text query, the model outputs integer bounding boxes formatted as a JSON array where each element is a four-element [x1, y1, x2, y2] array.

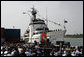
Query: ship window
[[24, 35, 27, 37], [36, 27, 49, 31], [27, 31, 29, 33], [45, 28, 49, 30], [33, 33, 35, 35], [36, 28, 44, 30]]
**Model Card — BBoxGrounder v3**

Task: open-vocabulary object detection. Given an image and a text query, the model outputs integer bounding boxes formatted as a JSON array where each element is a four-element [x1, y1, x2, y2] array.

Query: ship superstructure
[[23, 7, 66, 45], [23, 7, 49, 43]]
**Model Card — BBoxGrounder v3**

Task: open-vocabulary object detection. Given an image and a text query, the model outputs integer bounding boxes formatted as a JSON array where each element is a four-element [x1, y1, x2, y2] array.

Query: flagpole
[[46, 7, 48, 26]]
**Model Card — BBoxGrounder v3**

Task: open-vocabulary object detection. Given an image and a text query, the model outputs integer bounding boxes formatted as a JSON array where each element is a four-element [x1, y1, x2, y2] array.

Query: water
[[64, 38, 83, 46]]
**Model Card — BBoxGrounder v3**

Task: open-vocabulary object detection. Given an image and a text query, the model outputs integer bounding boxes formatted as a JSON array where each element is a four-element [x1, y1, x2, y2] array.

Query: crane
[[37, 13, 66, 30], [45, 19, 66, 30]]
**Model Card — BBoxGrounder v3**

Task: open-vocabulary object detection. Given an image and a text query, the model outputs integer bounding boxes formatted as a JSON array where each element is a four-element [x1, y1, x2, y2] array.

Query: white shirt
[[71, 51, 76, 56], [1, 46, 3, 50], [71, 53, 76, 56], [25, 51, 32, 56], [1, 51, 3, 54], [18, 48, 23, 54], [4, 55, 7, 56], [11, 50, 16, 56], [4, 51, 8, 54], [6, 53, 12, 56], [75, 50, 80, 54], [62, 54, 67, 56], [54, 52, 58, 56]]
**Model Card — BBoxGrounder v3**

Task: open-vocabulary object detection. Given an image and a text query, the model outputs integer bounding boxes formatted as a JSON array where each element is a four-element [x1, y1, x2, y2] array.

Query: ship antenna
[[31, 6, 37, 20]]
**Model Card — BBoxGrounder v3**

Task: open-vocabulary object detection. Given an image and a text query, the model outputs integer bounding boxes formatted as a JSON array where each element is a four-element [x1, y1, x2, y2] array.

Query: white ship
[[23, 7, 67, 45]]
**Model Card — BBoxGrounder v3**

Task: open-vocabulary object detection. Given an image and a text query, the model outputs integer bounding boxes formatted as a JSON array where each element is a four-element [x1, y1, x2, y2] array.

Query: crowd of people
[[1, 41, 83, 56]]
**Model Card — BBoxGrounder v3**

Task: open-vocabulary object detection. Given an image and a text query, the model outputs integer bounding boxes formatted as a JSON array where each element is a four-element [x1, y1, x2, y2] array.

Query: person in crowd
[[1, 42, 83, 56]]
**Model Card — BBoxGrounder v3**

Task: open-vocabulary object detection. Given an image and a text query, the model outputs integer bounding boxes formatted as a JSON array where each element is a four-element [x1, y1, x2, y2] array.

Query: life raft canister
[[41, 33, 47, 45]]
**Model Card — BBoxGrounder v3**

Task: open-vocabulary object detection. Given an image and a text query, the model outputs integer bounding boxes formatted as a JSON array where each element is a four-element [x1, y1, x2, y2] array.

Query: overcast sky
[[1, 1, 83, 36]]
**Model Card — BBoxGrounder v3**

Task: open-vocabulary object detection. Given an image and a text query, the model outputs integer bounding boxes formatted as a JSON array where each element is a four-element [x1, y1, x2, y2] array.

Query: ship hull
[[47, 30, 66, 45], [24, 30, 66, 45]]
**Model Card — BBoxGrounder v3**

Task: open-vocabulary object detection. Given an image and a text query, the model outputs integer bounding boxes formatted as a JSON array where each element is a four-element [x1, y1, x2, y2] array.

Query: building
[[1, 28, 21, 43]]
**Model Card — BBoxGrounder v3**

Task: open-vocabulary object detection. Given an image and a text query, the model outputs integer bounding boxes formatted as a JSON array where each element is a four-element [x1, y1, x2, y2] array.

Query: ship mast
[[31, 7, 37, 20]]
